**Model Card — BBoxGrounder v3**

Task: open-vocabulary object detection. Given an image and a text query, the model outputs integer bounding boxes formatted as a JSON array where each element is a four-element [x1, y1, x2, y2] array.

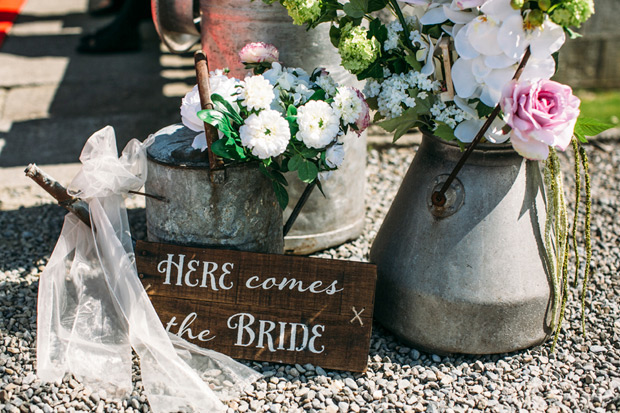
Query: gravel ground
[[1, 140, 619, 413]]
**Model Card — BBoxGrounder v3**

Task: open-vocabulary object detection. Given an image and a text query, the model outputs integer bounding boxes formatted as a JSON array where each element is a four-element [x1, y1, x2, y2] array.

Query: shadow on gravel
[[0, 204, 147, 273]]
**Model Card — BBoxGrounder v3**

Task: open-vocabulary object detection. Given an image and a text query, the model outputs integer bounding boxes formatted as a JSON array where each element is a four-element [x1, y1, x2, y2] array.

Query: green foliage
[[297, 160, 319, 183], [343, 0, 366, 19], [197, 109, 235, 138], [573, 117, 614, 143], [377, 108, 420, 142], [432, 122, 457, 141]]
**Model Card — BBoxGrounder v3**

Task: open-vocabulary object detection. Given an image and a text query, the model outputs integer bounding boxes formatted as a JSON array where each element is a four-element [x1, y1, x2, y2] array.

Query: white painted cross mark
[[350, 307, 365, 326]]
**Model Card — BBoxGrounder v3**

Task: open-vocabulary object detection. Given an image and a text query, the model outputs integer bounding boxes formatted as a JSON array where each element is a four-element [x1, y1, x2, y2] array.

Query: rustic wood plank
[[135, 241, 377, 372]]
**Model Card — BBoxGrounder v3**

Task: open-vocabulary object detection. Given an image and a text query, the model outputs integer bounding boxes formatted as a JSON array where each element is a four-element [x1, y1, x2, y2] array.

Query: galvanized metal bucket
[[145, 124, 283, 254], [197, 0, 366, 254], [370, 133, 552, 354]]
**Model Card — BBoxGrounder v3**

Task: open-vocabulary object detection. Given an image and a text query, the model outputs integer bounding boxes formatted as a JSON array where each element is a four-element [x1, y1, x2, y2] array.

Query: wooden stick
[[24, 164, 91, 227], [194, 50, 223, 171], [439, 37, 454, 100]]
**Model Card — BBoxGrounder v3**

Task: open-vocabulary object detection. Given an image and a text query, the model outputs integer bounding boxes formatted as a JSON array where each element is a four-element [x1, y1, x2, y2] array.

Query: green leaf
[[376, 108, 417, 132], [210, 137, 241, 160], [197, 109, 234, 138], [298, 160, 319, 183], [367, 0, 388, 13], [433, 122, 457, 141], [271, 181, 289, 210], [368, 18, 388, 43], [300, 147, 320, 158], [211, 94, 243, 124], [565, 26, 582, 39], [343, 0, 367, 19], [288, 154, 303, 171], [259, 163, 288, 187], [286, 105, 297, 117], [574, 116, 614, 143], [404, 54, 422, 71], [357, 59, 384, 80], [329, 24, 341, 48], [471, 99, 495, 118], [376, 109, 420, 142], [308, 88, 326, 102]]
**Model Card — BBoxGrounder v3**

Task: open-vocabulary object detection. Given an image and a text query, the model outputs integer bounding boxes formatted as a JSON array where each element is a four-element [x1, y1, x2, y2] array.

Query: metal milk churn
[[152, 0, 367, 255], [369, 133, 552, 354], [145, 124, 283, 254]]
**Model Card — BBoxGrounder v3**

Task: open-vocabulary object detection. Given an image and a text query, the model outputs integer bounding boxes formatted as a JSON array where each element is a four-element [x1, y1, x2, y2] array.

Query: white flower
[[451, 1, 565, 107], [325, 142, 345, 168], [296, 101, 340, 149], [180, 72, 242, 132], [191, 132, 207, 151], [239, 75, 275, 112], [313, 69, 338, 97], [239, 110, 290, 159], [332, 87, 365, 125], [180, 85, 204, 132]]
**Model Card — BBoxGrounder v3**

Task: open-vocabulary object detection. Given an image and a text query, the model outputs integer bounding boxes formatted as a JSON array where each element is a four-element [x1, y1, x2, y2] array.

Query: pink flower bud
[[354, 89, 370, 136], [238, 42, 279, 64]]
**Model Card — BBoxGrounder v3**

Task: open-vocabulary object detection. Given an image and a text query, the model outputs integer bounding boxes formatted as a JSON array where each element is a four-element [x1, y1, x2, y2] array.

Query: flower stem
[[389, 0, 415, 51], [571, 138, 582, 287], [283, 179, 318, 237], [579, 144, 592, 336]]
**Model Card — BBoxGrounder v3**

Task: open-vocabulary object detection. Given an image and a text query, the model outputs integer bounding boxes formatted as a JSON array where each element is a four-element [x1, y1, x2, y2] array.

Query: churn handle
[[194, 50, 224, 173]]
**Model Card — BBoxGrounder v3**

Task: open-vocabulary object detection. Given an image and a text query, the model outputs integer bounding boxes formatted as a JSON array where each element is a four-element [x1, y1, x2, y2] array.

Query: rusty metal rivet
[[431, 191, 446, 207], [139, 273, 144, 279]]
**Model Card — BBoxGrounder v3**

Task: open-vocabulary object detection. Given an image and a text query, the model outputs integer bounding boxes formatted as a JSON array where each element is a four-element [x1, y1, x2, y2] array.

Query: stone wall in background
[[553, 0, 620, 89]]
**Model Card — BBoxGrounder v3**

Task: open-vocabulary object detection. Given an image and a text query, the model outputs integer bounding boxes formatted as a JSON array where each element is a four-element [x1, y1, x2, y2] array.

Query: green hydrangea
[[282, 0, 322, 25], [550, 0, 594, 28], [337, 23, 380, 74]]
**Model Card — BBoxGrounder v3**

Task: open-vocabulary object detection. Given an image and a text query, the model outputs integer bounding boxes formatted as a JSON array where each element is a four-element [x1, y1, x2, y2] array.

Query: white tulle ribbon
[[36, 126, 260, 412]]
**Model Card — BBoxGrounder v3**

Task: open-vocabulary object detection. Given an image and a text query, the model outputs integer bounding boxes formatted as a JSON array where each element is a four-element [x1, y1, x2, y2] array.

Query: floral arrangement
[[181, 42, 369, 209], [263, 0, 614, 346]]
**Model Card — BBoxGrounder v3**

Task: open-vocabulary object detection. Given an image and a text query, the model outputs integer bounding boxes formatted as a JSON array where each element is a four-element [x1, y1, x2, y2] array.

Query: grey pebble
[[2, 144, 620, 413]]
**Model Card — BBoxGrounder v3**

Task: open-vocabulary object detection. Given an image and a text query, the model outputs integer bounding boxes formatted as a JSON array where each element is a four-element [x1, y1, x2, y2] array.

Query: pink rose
[[500, 79, 580, 160], [354, 88, 370, 136], [238, 42, 279, 64]]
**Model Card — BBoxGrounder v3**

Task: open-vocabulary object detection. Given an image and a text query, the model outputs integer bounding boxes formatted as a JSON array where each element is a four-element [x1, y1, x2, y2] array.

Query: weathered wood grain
[[135, 241, 377, 372]]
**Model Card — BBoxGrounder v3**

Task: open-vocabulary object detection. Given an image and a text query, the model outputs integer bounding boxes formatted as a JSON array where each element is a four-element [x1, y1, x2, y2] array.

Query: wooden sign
[[135, 241, 377, 372]]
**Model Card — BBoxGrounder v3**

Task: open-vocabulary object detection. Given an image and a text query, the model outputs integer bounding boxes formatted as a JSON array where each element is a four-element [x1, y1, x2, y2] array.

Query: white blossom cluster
[[429, 101, 474, 129], [384, 20, 403, 52], [364, 70, 441, 120], [263, 62, 315, 109], [181, 59, 369, 164], [313, 69, 338, 98]]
